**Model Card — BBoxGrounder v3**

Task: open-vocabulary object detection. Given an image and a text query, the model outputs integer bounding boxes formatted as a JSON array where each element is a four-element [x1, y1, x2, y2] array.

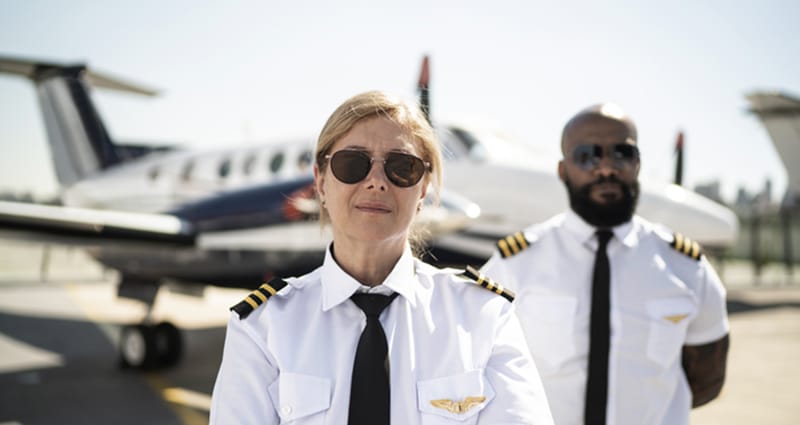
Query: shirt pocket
[[268, 372, 331, 424], [417, 369, 495, 424], [646, 297, 696, 367], [517, 294, 577, 370]]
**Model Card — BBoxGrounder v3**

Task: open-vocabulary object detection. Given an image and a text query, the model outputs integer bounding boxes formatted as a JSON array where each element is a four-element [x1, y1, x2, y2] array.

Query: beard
[[564, 174, 640, 228]]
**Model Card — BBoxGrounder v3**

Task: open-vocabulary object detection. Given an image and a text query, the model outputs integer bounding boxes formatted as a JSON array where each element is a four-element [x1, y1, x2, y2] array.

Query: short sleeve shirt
[[481, 210, 729, 425], [211, 245, 554, 425]]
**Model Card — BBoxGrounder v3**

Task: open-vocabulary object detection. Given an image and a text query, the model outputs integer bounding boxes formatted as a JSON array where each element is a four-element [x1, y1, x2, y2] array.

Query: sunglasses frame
[[323, 149, 431, 188], [570, 143, 640, 171]]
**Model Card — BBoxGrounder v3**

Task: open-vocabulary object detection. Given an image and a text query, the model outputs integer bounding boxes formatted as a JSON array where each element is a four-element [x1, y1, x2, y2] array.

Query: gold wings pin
[[430, 396, 486, 414], [663, 314, 689, 324]]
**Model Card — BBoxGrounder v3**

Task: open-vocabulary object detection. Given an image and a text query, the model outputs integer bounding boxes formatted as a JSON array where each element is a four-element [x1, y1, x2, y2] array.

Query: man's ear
[[557, 160, 566, 182]]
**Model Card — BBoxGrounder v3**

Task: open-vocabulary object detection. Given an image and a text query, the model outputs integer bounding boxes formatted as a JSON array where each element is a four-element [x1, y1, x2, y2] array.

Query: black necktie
[[348, 292, 398, 425], [585, 230, 613, 425]]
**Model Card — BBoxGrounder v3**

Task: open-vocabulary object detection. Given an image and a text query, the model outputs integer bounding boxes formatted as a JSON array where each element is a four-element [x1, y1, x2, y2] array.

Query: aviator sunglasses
[[324, 150, 431, 187], [571, 143, 640, 171]]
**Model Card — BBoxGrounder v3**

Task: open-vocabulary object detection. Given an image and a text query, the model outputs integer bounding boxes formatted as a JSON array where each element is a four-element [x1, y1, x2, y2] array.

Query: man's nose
[[594, 154, 618, 176]]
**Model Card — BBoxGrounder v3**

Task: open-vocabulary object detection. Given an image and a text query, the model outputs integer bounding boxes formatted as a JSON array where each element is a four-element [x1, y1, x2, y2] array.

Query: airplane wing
[[0, 174, 479, 253], [0, 174, 317, 250], [0, 200, 195, 247]]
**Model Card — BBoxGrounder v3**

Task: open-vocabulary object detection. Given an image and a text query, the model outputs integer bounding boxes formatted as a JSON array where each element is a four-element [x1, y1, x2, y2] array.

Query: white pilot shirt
[[210, 244, 554, 425], [481, 210, 729, 425]]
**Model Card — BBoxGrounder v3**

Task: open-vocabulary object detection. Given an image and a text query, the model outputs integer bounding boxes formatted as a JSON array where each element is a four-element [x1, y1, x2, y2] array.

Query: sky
[[0, 0, 798, 204]]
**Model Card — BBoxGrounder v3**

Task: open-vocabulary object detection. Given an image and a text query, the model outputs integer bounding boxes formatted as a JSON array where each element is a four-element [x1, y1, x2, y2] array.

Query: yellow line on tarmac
[[145, 374, 210, 425], [163, 386, 213, 411]]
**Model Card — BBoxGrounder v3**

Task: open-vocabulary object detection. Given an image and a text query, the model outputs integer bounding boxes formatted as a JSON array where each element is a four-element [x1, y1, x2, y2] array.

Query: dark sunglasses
[[571, 143, 640, 171], [324, 150, 431, 188]]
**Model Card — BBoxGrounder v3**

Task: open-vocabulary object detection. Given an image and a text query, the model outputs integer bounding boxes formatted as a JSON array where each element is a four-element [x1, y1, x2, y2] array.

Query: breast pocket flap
[[271, 372, 331, 422], [645, 297, 697, 366]]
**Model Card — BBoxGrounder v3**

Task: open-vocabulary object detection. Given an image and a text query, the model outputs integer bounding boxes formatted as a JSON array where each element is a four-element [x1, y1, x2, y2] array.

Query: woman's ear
[[416, 182, 429, 213], [419, 179, 428, 201], [314, 164, 325, 201]]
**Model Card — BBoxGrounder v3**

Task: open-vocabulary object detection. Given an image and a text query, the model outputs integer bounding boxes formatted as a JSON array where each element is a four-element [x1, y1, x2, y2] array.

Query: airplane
[[745, 90, 800, 270], [0, 55, 739, 370], [0, 55, 480, 370]]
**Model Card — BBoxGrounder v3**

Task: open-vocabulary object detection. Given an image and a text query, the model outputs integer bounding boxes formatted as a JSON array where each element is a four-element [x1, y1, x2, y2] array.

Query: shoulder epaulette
[[669, 232, 703, 261], [230, 277, 289, 319], [496, 231, 531, 258], [460, 265, 515, 302]]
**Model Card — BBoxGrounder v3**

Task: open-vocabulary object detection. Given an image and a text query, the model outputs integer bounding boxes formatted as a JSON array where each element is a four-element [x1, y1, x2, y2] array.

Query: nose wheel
[[119, 322, 183, 369]]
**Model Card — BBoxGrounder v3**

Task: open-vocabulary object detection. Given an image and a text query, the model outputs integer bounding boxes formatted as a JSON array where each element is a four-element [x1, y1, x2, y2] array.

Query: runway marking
[[145, 374, 210, 425], [163, 386, 213, 411]]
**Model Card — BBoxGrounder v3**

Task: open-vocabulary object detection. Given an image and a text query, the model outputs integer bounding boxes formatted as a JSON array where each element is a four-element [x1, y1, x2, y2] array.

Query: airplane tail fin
[[674, 131, 684, 186], [417, 55, 431, 124], [746, 91, 800, 204], [0, 56, 158, 186]]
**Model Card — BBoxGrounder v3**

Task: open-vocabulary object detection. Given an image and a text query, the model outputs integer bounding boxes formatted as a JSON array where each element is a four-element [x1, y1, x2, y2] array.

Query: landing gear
[[115, 275, 184, 370], [119, 321, 183, 370]]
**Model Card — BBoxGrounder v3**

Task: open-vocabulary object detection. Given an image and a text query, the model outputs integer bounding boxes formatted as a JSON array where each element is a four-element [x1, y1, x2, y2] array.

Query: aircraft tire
[[154, 321, 183, 367], [119, 324, 159, 370]]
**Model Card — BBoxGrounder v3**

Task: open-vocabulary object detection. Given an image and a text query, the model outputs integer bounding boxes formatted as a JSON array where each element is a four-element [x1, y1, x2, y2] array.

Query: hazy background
[[1, 0, 798, 203]]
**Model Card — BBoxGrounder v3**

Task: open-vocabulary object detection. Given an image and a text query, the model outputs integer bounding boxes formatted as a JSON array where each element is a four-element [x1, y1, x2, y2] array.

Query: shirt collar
[[563, 209, 639, 249], [320, 243, 418, 311]]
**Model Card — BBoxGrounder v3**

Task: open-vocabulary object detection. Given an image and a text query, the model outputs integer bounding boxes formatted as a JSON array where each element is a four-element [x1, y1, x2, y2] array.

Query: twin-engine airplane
[[0, 55, 739, 370]]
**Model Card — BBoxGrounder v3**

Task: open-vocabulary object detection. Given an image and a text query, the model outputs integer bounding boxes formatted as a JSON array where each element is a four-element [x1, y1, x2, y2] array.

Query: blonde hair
[[315, 90, 443, 251]]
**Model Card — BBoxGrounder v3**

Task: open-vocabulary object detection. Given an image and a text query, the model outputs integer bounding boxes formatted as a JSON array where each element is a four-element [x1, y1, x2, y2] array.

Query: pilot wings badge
[[663, 314, 689, 324], [430, 396, 486, 414]]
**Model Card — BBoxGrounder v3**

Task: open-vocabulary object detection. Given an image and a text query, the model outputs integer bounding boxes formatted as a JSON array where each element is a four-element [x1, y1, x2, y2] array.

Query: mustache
[[589, 175, 624, 186]]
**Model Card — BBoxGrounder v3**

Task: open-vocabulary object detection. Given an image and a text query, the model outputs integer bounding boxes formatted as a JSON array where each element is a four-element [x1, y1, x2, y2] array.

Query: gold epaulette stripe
[[496, 231, 531, 258], [231, 278, 289, 319], [669, 232, 702, 261], [461, 266, 515, 302], [251, 289, 267, 303], [243, 296, 259, 310]]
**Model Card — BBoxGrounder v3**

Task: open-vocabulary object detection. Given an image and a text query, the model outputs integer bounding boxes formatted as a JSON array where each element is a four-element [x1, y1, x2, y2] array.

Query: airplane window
[[181, 160, 194, 181], [218, 158, 232, 179], [270, 152, 285, 174], [243, 153, 257, 176], [297, 150, 313, 171]]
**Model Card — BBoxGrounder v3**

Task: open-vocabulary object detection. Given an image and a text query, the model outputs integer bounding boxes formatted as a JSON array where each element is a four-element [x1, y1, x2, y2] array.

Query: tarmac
[[0, 241, 797, 424]]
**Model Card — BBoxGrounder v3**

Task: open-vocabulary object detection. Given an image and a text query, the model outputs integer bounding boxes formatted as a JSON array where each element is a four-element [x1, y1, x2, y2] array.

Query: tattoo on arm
[[682, 334, 730, 408]]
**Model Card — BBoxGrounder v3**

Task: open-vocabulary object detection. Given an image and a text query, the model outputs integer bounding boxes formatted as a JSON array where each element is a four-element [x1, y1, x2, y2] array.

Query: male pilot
[[482, 104, 729, 425]]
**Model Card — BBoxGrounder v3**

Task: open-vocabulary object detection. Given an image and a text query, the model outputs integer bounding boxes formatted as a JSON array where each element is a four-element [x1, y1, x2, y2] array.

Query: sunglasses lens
[[328, 150, 428, 187], [612, 144, 639, 161], [572, 144, 639, 170], [572, 144, 600, 170], [330, 150, 371, 184], [385, 152, 426, 187]]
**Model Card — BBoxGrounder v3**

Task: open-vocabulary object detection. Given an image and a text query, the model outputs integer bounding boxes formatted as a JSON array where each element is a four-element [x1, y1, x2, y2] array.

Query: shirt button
[[281, 405, 293, 415]]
